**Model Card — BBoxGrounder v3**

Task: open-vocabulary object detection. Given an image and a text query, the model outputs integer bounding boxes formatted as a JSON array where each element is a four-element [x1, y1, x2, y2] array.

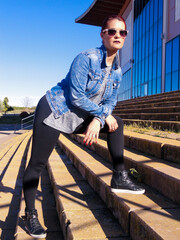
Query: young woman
[[23, 15, 145, 238]]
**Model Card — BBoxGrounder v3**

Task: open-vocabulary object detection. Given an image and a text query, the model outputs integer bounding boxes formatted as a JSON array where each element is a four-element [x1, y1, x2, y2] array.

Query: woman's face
[[101, 18, 126, 54]]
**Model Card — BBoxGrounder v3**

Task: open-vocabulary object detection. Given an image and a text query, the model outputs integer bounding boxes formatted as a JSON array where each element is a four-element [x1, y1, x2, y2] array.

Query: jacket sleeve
[[69, 53, 109, 126]]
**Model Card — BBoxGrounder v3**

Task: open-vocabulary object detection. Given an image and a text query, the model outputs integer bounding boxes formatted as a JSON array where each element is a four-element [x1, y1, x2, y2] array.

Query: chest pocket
[[113, 81, 120, 89], [86, 69, 102, 94]]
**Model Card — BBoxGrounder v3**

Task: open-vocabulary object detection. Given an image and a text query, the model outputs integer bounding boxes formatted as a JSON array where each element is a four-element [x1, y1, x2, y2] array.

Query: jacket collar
[[100, 44, 120, 70]]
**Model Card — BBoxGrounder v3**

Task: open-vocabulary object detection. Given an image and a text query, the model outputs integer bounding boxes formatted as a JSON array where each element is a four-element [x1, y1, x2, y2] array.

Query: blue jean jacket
[[46, 45, 122, 127]]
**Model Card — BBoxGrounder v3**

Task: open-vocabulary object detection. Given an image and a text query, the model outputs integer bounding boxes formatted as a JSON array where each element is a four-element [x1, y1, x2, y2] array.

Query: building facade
[[119, 0, 180, 101], [76, 0, 180, 101]]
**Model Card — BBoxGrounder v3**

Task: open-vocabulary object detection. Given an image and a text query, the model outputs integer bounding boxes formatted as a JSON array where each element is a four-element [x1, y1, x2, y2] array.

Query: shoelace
[[121, 171, 136, 186], [29, 216, 43, 231]]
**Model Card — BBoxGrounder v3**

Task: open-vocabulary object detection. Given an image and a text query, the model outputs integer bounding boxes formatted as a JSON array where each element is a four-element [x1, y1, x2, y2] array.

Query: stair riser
[[126, 136, 180, 164], [116, 101, 180, 110], [125, 158, 180, 204], [116, 97, 180, 108], [113, 106, 180, 114], [130, 212, 163, 240], [117, 92, 180, 106], [116, 113, 180, 121], [104, 133, 180, 164], [69, 134, 180, 204]]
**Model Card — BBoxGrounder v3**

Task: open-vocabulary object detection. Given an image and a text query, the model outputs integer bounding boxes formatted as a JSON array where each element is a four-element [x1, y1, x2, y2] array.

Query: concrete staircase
[[114, 90, 180, 131], [0, 128, 180, 239]]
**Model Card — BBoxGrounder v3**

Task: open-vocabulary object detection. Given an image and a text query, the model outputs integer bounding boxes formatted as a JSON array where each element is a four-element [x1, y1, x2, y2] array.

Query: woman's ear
[[100, 31, 103, 40]]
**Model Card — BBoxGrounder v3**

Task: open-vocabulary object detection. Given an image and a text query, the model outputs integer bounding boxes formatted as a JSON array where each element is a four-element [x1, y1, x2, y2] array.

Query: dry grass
[[124, 124, 180, 140]]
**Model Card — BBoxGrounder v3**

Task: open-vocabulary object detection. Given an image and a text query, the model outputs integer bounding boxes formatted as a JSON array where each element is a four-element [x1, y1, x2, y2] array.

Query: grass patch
[[124, 124, 180, 140]]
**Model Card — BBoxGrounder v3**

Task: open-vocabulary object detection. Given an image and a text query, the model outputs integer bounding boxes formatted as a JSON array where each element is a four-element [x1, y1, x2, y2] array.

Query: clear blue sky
[[0, 0, 101, 107]]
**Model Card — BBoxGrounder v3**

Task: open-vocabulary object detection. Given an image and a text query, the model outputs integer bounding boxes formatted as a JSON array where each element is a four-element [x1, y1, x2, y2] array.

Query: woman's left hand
[[83, 118, 101, 146]]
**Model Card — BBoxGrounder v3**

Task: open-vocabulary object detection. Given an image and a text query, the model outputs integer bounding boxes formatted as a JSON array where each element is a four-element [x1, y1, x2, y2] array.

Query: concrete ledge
[[113, 106, 180, 114], [47, 148, 127, 240], [116, 100, 180, 110], [69, 134, 180, 204], [58, 134, 180, 239], [101, 130, 180, 164], [117, 90, 180, 106], [116, 113, 180, 121], [130, 209, 180, 240], [0, 132, 31, 240]]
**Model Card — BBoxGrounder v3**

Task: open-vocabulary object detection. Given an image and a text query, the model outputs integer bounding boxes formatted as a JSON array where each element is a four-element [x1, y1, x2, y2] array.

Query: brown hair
[[101, 15, 127, 31]]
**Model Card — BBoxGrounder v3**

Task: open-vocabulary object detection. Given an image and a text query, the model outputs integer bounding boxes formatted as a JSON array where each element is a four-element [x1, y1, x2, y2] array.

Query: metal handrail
[[21, 114, 34, 130]]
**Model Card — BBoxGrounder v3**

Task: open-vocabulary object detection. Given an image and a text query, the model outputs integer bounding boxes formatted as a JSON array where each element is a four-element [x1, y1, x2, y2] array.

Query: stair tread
[[58, 134, 180, 239], [124, 130, 180, 146], [114, 105, 180, 111], [47, 148, 128, 239], [71, 134, 180, 203], [123, 119, 180, 123], [16, 142, 64, 240], [116, 100, 180, 109], [0, 132, 29, 160], [117, 112, 180, 116], [0, 132, 31, 239], [80, 135, 180, 180], [117, 91, 180, 105]]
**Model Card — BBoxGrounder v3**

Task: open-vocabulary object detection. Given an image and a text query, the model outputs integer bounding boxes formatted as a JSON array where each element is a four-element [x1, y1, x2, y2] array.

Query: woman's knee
[[114, 115, 124, 128]]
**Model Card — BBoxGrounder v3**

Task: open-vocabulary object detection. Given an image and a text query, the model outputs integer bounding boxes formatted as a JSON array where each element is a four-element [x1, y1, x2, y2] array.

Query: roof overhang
[[75, 0, 130, 27]]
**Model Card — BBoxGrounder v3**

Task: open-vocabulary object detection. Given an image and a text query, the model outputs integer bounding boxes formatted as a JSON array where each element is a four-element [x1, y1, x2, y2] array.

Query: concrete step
[[116, 95, 180, 109], [47, 146, 129, 240], [115, 99, 180, 110], [100, 130, 180, 164], [0, 131, 27, 160], [117, 90, 180, 106], [0, 132, 31, 239], [0, 131, 64, 240], [67, 134, 180, 204], [123, 119, 180, 132], [116, 112, 180, 121], [113, 105, 180, 114], [15, 167, 64, 240], [13, 134, 64, 240], [58, 134, 180, 240]]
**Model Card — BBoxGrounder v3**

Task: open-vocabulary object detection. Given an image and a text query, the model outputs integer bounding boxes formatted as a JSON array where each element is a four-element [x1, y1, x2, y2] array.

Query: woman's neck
[[106, 52, 117, 66], [106, 54, 116, 66]]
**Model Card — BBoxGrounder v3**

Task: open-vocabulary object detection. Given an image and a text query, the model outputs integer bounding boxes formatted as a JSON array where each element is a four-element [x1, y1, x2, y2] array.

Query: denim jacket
[[46, 45, 122, 127]]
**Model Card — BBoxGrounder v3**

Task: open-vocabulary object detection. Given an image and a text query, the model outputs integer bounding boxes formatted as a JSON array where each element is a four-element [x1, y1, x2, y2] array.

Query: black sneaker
[[23, 209, 47, 239], [111, 170, 145, 194]]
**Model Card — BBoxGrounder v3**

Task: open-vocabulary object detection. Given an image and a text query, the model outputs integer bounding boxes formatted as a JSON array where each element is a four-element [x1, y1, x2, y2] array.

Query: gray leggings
[[23, 95, 124, 211]]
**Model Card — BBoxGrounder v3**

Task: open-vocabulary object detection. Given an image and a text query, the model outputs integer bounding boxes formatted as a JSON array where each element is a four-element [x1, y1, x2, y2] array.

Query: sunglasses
[[102, 28, 128, 38]]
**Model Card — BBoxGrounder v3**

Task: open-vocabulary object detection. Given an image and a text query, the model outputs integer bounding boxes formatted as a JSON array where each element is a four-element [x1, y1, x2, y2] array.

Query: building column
[[161, 0, 169, 93]]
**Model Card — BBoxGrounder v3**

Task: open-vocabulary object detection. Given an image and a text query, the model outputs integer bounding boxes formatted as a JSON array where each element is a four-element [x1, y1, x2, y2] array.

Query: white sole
[[111, 188, 145, 194], [29, 233, 47, 238], [25, 226, 47, 239]]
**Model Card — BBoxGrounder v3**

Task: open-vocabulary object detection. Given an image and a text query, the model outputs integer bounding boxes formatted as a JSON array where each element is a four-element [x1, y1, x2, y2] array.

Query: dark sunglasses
[[102, 28, 128, 38]]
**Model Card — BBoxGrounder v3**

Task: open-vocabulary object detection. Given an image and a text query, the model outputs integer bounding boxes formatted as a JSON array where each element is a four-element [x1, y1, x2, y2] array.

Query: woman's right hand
[[83, 118, 101, 146]]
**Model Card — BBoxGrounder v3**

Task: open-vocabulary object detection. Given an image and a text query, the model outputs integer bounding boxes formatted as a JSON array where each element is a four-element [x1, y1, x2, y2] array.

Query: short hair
[[101, 15, 127, 31]]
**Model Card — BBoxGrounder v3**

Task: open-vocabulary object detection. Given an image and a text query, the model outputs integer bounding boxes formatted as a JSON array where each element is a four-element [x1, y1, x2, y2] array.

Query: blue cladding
[[165, 36, 180, 92], [119, 0, 163, 101]]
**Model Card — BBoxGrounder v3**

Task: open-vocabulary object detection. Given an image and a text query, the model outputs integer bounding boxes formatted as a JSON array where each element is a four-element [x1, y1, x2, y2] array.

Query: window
[[165, 36, 180, 92], [132, 0, 163, 99], [118, 69, 131, 101]]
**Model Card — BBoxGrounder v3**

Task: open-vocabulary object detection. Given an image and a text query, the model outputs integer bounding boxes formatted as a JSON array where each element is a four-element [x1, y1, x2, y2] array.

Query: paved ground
[[0, 125, 24, 148]]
